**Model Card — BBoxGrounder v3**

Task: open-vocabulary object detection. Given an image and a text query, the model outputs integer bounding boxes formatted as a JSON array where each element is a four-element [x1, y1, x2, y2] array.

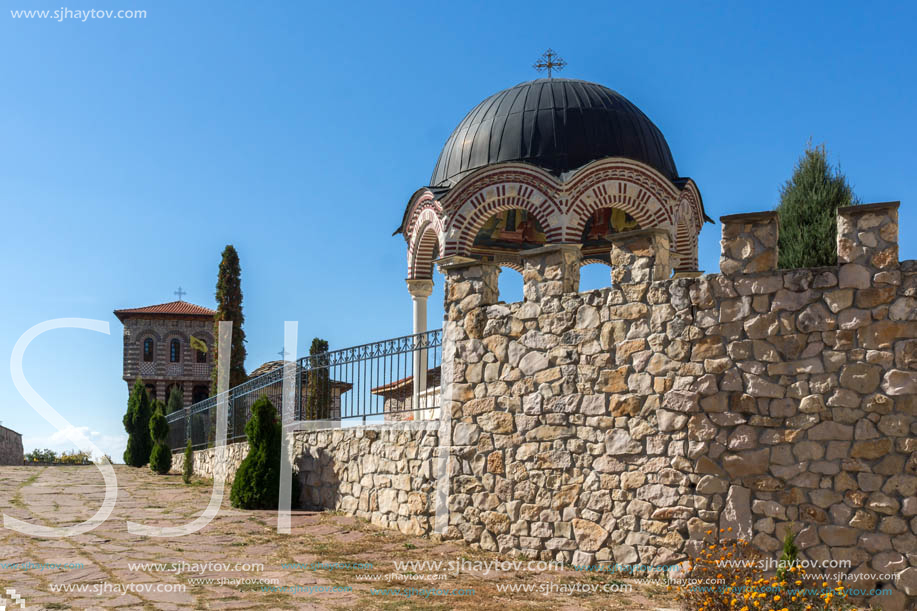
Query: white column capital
[[406, 278, 434, 299]]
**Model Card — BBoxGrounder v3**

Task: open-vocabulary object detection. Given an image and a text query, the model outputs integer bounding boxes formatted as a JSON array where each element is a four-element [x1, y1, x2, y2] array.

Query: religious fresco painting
[[472, 208, 547, 254], [580, 206, 639, 249]]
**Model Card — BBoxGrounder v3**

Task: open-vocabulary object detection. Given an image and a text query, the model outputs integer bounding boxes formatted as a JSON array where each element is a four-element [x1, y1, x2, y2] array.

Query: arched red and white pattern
[[404, 158, 704, 277], [499, 261, 524, 273], [672, 188, 702, 270], [565, 160, 680, 240], [402, 190, 442, 244], [407, 208, 445, 280], [440, 176, 563, 257]]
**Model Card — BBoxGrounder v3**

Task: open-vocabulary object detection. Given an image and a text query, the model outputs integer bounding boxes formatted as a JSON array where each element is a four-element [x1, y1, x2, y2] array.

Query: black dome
[[430, 78, 678, 187]]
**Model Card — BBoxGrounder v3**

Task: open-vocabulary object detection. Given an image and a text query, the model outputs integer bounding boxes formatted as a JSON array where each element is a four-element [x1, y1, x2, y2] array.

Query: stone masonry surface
[[0, 425, 23, 466], [177, 203, 916, 609], [439, 202, 916, 610], [171, 423, 440, 537]]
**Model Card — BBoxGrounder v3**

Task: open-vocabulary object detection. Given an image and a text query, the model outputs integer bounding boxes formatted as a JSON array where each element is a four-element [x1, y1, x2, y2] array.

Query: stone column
[[406, 279, 434, 415], [437, 256, 500, 322], [719, 211, 779, 275], [434, 255, 500, 537], [609, 228, 673, 284], [519, 244, 581, 303], [837, 201, 899, 288]]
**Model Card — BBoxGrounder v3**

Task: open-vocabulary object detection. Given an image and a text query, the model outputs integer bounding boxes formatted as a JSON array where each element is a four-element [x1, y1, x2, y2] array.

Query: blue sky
[[1, 1, 915, 459]]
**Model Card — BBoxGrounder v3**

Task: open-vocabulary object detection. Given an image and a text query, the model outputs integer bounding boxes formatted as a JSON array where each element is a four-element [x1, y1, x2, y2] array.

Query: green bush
[[776, 143, 858, 269], [149, 402, 172, 475], [230, 396, 300, 509], [182, 440, 193, 484], [123, 378, 153, 467], [166, 386, 183, 415], [25, 448, 58, 463]]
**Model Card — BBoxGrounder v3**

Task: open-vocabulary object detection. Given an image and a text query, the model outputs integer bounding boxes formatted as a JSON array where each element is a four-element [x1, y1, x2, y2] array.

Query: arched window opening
[[191, 385, 209, 405], [196, 346, 207, 363], [170, 339, 181, 363], [143, 338, 154, 362], [497, 265, 522, 304], [579, 261, 612, 292]]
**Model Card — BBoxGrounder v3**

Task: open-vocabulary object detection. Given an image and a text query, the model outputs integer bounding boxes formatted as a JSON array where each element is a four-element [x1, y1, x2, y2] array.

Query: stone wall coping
[[518, 243, 583, 258], [435, 255, 485, 272], [606, 227, 671, 243], [837, 201, 900, 215], [719, 211, 778, 223]]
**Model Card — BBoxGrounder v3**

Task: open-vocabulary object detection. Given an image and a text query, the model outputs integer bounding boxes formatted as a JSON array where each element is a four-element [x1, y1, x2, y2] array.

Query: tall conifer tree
[[166, 385, 183, 415], [305, 338, 330, 420], [211, 245, 247, 393], [123, 378, 153, 467], [776, 144, 858, 269], [148, 401, 172, 474]]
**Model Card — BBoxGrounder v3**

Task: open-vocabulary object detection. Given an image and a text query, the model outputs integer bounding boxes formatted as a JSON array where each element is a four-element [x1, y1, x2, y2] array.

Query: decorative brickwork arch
[[565, 161, 678, 244], [135, 328, 163, 343], [672, 182, 703, 270], [499, 261, 523, 273], [408, 213, 445, 280], [442, 177, 563, 257], [402, 190, 442, 245]]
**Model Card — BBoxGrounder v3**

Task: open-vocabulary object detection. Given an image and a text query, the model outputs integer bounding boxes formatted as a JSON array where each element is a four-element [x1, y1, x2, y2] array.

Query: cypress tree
[[182, 439, 193, 484], [211, 245, 247, 393], [166, 385, 183, 415], [149, 402, 172, 475], [230, 396, 282, 509], [776, 144, 858, 269], [305, 338, 331, 420], [123, 378, 153, 467]]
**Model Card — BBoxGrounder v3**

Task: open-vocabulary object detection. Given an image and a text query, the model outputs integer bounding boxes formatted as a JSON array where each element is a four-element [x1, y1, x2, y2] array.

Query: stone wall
[[171, 423, 440, 535], [0, 425, 23, 466], [439, 202, 917, 610], [170, 439, 249, 481]]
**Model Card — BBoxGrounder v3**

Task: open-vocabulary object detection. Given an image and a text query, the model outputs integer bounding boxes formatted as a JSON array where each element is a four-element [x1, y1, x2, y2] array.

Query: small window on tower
[[170, 339, 181, 363], [143, 338, 154, 362]]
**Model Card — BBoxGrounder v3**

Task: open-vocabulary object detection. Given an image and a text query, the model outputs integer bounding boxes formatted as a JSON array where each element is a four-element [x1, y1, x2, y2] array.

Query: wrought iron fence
[[166, 329, 442, 451]]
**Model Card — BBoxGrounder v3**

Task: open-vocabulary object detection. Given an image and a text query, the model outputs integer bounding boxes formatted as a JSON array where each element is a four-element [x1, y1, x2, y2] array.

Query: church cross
[[174, 286, 186, 301], [278, 347, 290, 359], [533, 48, 566, 78]]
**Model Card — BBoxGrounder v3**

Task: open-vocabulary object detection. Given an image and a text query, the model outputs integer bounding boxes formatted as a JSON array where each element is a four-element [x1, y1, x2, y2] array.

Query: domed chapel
[[396, 72, 712, 339]]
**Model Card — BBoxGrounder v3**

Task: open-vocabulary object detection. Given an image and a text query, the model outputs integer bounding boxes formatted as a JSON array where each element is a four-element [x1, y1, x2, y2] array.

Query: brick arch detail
[[136, 328, 163, 343], [408, 210, 445, 280], [444, 182, 562, 257], [566, 178, 673, 244], [499, 261, 523, 273], [673, 193, 701, 270], [403, 190, 442, 245]]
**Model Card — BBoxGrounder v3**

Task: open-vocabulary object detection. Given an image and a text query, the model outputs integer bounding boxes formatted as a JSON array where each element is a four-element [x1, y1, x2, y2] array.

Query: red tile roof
[[113, 300, 216, 321]]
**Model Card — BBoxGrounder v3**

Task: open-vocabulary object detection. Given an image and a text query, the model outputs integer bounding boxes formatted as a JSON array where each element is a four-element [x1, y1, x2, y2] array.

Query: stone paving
[[0, 466, 675, 610]]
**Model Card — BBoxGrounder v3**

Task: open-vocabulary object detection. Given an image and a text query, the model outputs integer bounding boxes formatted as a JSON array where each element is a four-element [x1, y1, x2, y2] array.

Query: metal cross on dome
[[533, 49, 566, 78], [174, 286, 186, 301]]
